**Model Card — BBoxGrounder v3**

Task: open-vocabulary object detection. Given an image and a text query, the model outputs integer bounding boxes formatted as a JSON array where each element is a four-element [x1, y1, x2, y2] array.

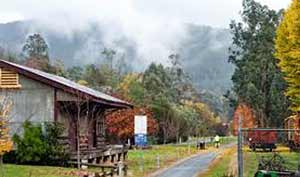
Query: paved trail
[[154, 143, 235, 177]]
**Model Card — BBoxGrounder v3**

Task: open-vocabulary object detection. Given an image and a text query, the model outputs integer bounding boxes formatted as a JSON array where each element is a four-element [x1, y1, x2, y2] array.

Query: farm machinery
[[248, 130, 277, 152], [255, 153, 300, 177]]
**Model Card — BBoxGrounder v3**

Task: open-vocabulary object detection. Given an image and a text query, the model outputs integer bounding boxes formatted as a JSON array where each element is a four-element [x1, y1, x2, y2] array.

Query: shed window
[[0, 68, 21, 88]]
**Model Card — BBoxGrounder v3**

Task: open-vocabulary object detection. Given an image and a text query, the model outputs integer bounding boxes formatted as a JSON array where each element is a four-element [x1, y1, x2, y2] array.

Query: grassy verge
[[198, 147, 236, 177]]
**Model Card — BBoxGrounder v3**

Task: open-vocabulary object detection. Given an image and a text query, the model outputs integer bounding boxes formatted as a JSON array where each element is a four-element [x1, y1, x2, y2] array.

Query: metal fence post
[[188, 142, 191, 154], [238, 115, 243, 177]]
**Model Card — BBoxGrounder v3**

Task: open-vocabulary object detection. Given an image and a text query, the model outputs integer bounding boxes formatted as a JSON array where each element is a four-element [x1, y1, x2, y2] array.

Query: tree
[[82, 64, 106, 90], [143, 63, 172, 102], [0, 97, 13, 171], [49, 59, 67, 77], [184, 101, 220, 136], [275, 0, 300, 112], [118, 73, 145, 105], [22, 34, 49, 59], [172, 104, 198, 141], [101, 48, 120, 89], [229, 0, 289, 127], [106, 107, 158, 143], [22, 33, 50, 71], [168, 54, 194, 102], [101, 48, 116, 71], [66, 66, 84, 82], [232, 103, 256, 135]]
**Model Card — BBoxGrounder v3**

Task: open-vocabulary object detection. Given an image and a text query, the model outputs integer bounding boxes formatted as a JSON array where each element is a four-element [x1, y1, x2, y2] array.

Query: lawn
[[1, 164, 78, 177], [1, 164, 115, 177]]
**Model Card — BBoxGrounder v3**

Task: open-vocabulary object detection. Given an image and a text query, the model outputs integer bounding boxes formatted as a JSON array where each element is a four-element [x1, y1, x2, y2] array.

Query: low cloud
[[0, 0, 290, 67]]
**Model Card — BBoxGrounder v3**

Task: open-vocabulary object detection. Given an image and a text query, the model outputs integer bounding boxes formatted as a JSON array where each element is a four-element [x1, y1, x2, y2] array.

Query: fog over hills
[[0, 20, 233, 96]]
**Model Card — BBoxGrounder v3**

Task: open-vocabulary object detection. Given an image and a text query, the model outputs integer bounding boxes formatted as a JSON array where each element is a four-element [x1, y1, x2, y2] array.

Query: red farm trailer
[[248, 130, 277, 152]]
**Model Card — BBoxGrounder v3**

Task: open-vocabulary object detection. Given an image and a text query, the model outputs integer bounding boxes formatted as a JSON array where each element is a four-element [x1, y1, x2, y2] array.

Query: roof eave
[[0, 60, 133, 109]]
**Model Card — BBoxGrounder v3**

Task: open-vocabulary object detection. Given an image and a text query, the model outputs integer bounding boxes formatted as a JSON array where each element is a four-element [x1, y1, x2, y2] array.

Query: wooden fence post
[[118, 161, 124, 177]]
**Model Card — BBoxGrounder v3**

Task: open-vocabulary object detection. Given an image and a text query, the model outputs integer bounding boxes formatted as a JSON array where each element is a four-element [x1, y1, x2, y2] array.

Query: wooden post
[[118, 161, 124, 177], [238, 115, 243, 177]]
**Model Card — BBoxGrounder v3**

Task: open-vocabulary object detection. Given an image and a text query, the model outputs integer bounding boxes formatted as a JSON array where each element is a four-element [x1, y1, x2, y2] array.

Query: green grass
[[128, 137, 236, 177], [0, 145, 199, 177], [0, 137, 236, 177], [1, 164, 77, 177], [127, 144, 201, 177]]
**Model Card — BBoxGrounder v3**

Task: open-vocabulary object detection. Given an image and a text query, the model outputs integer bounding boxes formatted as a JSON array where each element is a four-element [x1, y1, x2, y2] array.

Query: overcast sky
[[0, 0, 291, 27], [0, 0, 292, 65]]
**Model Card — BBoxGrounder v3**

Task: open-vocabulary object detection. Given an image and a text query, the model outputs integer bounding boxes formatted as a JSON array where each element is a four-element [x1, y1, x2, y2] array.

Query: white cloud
[[0, 0, 290, 26]]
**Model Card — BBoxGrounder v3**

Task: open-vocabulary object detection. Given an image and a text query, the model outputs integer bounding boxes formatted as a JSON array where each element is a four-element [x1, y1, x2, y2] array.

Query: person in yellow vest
[[214, 135, 220, 148]]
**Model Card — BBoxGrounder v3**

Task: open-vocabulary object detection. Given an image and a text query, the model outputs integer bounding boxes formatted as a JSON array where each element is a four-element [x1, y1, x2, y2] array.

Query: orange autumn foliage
[[0, 97, 13, 155], [106, 107, 158, 140], [232, 103, 256, 136]]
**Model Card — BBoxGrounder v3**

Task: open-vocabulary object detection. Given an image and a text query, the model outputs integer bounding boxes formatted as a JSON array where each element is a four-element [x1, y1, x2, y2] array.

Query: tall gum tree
[[275, 0, 300, 112], [229, 0, 289, 127]]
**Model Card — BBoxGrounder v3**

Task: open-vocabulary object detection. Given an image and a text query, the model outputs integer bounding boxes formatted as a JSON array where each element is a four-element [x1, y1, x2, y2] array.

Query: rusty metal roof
[[0, 59, 132, 108]]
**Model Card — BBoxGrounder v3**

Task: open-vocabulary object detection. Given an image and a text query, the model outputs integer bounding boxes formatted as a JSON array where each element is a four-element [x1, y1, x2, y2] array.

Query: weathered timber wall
[[0, 75, 55, 135]]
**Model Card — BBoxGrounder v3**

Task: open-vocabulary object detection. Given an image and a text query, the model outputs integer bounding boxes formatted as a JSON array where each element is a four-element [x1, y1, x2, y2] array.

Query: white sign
[[134, 115, 147, 134]]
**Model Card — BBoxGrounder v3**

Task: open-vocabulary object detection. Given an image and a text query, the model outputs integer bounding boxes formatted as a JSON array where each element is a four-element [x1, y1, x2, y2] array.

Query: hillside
[[0, 20, 234, 119]]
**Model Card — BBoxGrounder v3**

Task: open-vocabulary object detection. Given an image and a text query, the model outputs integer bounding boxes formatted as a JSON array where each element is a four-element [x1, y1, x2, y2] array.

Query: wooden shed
[[0, 59, 132, 163]]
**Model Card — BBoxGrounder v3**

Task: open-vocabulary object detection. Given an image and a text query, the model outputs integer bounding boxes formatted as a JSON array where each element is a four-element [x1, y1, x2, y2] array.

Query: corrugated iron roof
[[0, 59, 132, 108]]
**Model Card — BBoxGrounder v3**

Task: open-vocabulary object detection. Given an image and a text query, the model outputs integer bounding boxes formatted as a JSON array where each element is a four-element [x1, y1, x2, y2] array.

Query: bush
[[3, 150, 17, 163], [43, 122, 69, 165], [13, 121, 45, 164], [12, 121, 68, 165]]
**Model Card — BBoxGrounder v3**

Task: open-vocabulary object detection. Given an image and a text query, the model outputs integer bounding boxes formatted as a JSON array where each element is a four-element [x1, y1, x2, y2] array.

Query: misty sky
[[0, 0, 292, 66], [0, 0, 291, 27]]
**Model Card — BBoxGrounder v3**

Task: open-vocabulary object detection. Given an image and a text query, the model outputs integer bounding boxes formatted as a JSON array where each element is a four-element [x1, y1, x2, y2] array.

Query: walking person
[[214, 135, 220, 148]]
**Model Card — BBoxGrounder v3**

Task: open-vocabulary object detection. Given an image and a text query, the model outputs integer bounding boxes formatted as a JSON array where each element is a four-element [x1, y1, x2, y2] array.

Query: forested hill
[[0, 21, 233, 119]]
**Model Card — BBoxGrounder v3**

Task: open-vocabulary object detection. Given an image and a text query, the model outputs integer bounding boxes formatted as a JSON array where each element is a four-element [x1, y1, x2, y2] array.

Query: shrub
[[13, 121, 45, 164], [43, 122, 69, 165], [12, 121, 68, 165]]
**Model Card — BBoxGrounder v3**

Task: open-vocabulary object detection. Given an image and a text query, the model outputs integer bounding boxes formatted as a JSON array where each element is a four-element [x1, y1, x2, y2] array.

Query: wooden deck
[[69, 145, 128, 164]]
